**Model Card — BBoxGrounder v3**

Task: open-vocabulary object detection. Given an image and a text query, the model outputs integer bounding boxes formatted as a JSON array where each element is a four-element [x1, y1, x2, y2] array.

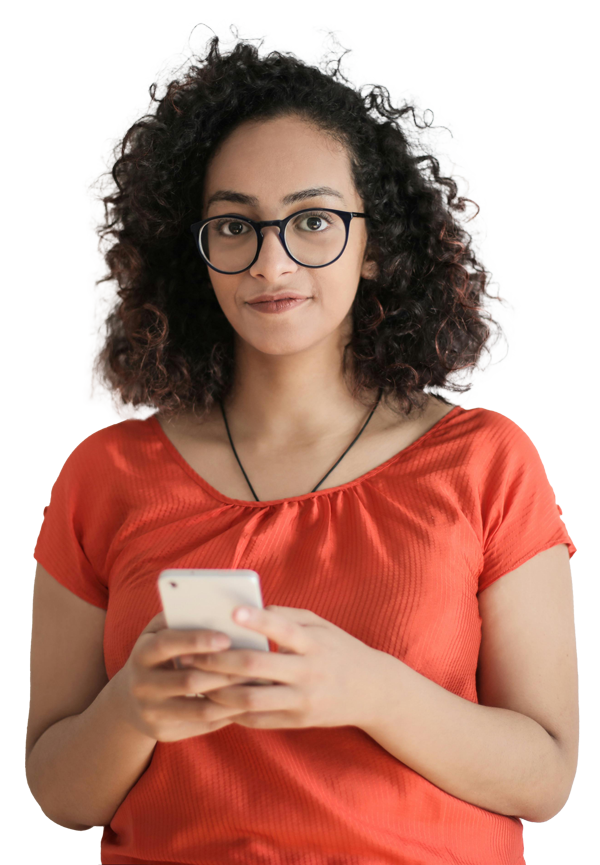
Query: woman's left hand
[[177, 605, 383, 730]]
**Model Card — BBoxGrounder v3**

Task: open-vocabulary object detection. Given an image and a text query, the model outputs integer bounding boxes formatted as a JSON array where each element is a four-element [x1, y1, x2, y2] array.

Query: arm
[[25, 564, 157, 830], [359, 545, 579, 823], [184, 543, 578, 822], [26, 564, 248, 829]]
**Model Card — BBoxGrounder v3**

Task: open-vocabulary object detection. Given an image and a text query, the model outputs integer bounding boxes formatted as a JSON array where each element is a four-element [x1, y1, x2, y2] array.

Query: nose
[[249, 225, 298, 279]]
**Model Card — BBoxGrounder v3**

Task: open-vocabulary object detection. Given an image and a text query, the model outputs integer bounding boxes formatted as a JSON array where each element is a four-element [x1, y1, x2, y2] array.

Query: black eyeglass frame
[[189, 208, 371, 275]]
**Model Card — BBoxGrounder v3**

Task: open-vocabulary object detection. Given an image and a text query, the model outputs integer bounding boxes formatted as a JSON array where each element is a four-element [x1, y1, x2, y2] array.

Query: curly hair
[[92, 32, 504, 420]]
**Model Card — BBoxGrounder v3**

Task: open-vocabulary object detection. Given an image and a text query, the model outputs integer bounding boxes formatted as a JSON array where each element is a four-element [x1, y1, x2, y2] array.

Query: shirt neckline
[[146, 404, 465, 508]]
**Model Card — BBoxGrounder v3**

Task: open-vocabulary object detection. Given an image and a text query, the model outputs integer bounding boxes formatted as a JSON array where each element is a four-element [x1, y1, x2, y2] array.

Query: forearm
[[360, 649, 567, 823], [26, 669, 157, 830]]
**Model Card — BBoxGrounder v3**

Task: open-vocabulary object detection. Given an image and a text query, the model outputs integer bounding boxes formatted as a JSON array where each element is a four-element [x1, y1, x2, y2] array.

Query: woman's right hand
[[114, 611, 250, 743]]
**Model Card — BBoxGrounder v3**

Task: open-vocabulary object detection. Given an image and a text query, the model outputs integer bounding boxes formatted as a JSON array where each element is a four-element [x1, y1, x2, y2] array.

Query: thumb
[[140, 609, 168, 636]]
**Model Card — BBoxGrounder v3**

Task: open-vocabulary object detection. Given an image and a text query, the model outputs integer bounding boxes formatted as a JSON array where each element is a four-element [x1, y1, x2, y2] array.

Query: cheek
[[319, 272, 357, 318], [210, 275, 238, 304], [318, 271, 360, 319]]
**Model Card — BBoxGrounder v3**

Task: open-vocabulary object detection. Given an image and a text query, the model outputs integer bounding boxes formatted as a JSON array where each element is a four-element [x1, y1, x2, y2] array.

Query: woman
[[26, 35, 578, 865]]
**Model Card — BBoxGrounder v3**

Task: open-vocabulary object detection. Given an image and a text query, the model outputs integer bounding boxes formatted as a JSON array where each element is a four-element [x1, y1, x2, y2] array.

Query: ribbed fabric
[[33, 405, 576, 865]]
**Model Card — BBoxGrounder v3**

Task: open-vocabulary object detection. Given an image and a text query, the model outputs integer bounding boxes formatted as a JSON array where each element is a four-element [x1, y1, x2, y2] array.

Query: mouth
[[247, 293, 308, 304], [246, 296, 311, 314]]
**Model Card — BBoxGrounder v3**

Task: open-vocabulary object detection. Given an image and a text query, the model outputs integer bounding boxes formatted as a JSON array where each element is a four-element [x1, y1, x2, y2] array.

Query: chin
[[235, 325, 325, 356], [249, 337, 319, 356]]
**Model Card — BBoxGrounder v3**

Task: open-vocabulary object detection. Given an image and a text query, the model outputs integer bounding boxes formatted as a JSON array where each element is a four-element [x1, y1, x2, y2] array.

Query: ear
[[361, 258, 379, 281]]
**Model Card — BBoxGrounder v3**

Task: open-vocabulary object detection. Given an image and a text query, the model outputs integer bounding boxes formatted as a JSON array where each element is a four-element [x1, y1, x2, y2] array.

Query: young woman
[[26, 35, 578, 865]]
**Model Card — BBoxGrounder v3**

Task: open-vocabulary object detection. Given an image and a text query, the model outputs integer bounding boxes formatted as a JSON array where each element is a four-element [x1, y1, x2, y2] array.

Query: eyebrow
[[205, 186, 346, 209]]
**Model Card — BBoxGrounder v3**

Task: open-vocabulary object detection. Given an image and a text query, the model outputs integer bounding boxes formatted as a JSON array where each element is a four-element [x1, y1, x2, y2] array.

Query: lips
[[247, 293, 308, 304], [247, 296, 309, 314]]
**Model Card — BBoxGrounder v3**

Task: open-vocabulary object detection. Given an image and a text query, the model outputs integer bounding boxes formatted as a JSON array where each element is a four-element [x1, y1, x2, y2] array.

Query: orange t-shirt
[[33, 405, 576, 865]]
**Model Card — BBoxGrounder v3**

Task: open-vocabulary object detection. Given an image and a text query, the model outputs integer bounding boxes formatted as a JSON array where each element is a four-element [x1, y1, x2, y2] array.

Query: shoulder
[[42, 417, 159, 538], [53, 417, 155, 485], [453, 405, 530, 437], [470, 410, 565, 549], [428, 407, 551, 508], [450, 406, 541, 464]]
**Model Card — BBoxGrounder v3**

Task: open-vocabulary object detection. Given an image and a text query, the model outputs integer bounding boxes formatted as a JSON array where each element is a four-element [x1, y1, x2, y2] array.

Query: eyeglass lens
[[197, 210, 346, 272]]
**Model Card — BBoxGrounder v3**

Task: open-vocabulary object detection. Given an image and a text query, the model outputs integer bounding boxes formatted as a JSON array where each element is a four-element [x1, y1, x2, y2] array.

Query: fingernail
[[235, 607, 250, 621]]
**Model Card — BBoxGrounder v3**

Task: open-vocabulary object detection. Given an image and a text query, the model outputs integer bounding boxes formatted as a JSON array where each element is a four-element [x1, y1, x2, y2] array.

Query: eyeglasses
[[189, 208, 371, 274]]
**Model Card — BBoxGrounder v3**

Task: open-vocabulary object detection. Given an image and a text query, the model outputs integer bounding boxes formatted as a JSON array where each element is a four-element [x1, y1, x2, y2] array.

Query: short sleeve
[[34, 440, 109, 610], [478, 419, 577, 593]]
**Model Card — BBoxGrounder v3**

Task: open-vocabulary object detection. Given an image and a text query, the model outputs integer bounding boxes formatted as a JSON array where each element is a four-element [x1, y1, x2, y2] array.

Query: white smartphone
[[157, 568, 273, 690]]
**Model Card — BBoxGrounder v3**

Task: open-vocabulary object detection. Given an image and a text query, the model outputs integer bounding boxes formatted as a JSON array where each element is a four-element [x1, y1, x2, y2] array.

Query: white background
[[8, 4, 598, 865]]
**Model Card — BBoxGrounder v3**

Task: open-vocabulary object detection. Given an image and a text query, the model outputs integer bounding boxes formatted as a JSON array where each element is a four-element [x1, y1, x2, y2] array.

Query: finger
[[207, 682, 297, 714], [228, 711, 291, 730], [141, 666, 243, 699], [265, 605, 324, 626], [232, 606, 312, 654], [139, 628, 231, 669], [160, 693, 249, 724], [177, 658, 262, 688], [176, 658, 254, 688], [189, 647, 304, 686]]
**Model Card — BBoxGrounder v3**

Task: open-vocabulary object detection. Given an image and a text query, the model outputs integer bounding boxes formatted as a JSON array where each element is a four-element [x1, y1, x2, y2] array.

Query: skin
[[158, 112, 454, 502], [26, 113, 578, 831]]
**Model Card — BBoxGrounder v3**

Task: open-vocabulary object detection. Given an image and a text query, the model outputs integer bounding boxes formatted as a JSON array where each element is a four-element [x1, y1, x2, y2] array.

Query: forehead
[[203, 115, 355, 209]]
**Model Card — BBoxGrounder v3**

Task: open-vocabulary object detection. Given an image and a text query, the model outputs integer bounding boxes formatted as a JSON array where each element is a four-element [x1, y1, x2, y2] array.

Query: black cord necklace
[[219, 388, 384, 502]]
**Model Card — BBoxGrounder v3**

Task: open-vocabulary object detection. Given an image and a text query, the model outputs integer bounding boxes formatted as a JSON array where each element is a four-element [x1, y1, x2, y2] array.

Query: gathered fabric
[[34, 405, 576, 864]]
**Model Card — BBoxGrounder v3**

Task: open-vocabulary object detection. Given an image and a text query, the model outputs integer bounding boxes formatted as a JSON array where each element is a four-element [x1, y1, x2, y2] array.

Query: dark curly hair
[[92, 31, 504, 420]]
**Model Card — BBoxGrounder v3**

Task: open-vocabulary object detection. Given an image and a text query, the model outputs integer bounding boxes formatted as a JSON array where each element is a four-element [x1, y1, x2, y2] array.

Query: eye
[[291, 211, 335, 232], [214, 218, 252, 237]]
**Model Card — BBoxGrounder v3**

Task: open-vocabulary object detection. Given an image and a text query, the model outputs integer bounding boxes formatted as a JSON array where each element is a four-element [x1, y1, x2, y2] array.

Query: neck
[[222, 337, 381, 449]]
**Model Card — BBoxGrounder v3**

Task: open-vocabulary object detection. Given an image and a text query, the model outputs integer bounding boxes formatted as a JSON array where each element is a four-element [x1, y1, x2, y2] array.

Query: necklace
[[219, 388, 384, 502]]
